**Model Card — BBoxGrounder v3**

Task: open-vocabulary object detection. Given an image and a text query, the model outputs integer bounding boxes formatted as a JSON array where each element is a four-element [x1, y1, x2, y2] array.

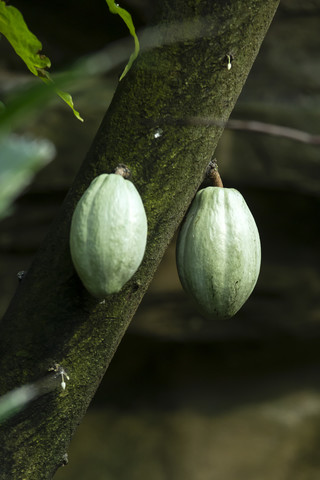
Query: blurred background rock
[[0, 1, 320, 479]]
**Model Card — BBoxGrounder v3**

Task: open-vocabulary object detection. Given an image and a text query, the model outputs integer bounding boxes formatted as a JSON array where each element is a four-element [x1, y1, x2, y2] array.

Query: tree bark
[[0, 0, 279, 478]]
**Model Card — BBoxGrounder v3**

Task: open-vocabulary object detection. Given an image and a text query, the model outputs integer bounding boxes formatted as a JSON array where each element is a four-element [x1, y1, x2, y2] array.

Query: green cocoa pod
[[70, 173, 147, 297], [176, 187, 261, 319]]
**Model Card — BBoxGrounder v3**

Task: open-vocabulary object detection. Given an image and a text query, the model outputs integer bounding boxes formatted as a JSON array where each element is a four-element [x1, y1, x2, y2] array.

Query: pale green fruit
[[176, 187, 261, 319], [70, 173, 147, 297]]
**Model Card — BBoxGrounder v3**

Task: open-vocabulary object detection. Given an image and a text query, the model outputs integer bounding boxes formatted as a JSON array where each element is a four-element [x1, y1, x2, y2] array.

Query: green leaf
[[0, 134, 55, 219], [42, 75, 84, 122], [0, 1, 82, 121], [105, 0, 140, 80], [0, 0, 50, 76], [56, 88, 84, 122]]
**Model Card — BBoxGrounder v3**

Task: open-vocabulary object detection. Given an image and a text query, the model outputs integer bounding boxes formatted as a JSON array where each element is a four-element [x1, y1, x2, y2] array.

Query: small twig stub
[[206, 159, 224, 188], [114, 164, 131, 179]]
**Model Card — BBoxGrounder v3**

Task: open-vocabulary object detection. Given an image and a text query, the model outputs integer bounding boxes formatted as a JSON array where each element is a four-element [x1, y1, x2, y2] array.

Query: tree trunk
[[0, 0, 279, 478]]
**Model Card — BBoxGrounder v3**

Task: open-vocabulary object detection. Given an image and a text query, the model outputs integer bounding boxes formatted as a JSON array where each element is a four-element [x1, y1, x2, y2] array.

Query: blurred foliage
[[0, 382, 37, 423], [0, 134, 55, 219]]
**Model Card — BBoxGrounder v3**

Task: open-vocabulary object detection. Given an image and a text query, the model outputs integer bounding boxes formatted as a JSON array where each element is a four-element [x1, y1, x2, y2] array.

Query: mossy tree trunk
[[0, 0, 279, 478]]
